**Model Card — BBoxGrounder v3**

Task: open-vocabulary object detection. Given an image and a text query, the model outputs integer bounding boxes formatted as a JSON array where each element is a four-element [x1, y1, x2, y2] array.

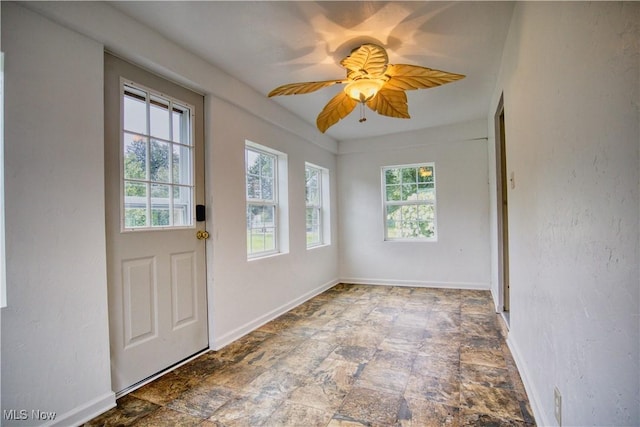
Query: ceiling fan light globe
[[344, 79, 385, 103]]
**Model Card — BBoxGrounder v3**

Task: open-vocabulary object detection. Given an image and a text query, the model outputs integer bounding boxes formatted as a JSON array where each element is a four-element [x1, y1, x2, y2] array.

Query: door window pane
[[150, 96, 170, 140], [123, 134, 147, 180], [124, 182, 148, 228], [172, 109, 189, 144], [173, 186, 192, 226], [149, 140, 170, 183], [121, 82, 194, 230], [123, 88, 147, 134], [172, 145, 191, 185]]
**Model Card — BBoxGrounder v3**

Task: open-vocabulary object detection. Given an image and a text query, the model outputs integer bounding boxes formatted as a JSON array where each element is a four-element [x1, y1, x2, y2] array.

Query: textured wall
[[488, 2, 640, 425], [1, 3, 114, 425], [1, 3, 341, 424], [338, 120, 491, 289], [207, 96, 339, 348]]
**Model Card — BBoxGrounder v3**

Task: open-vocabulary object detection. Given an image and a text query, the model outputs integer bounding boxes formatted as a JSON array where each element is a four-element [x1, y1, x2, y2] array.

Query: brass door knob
[[196, 230, 210, 240]]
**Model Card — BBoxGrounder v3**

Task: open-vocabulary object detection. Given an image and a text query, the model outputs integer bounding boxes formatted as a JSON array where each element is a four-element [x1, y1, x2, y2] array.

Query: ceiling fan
[[268, 43, 465, 133]]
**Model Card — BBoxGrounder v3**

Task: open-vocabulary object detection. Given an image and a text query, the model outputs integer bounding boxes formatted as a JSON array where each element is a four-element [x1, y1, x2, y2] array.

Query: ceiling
[[110, 1, 515, 141]]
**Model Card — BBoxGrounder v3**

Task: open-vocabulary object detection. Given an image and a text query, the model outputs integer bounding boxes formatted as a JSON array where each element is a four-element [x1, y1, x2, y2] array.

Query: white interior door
[[104, 53, 208, 393]]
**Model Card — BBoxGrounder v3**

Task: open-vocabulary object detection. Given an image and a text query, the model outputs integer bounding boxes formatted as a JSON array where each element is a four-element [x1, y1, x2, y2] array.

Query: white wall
[[488, 2, 640, 426], [207, 97, 339, 348], [22, 1, 337, 157], [1, 3, 114, 425], [16, 1, 340, 349], [1, 2, 340, 424], [6, 2, 638, 426], [338, 119, 491, 289]]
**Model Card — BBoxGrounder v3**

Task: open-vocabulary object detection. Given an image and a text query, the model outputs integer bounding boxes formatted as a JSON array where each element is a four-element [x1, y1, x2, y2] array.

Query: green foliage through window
[[122, 83, 193, 229], [305, 164, 322, 247], [383, 164, 436, 240], [246, 144, 279, 257]]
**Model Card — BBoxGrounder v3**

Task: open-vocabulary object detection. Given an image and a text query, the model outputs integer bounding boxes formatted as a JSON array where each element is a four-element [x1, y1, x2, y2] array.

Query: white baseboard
[[506, 334, 549, 427], [211, 278, 339, 350], [339, 277, 490, 290], [46, 391, 115, 427]]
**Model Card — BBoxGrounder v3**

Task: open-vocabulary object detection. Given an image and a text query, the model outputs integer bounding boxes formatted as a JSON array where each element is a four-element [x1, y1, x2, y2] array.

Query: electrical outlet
[[554, 387, 562, 426]]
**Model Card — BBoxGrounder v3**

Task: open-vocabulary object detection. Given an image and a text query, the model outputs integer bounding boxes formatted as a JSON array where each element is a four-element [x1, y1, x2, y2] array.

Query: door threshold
[[115, 347, 210, 399]]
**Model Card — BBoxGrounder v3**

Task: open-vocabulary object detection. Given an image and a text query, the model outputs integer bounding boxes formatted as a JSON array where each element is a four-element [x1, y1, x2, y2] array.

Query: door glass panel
[[149, 140, 170, 183], [124, 182, 148, 228], [123, 134, 147, 180], [173, 186, 192, 226], [150, 96, 170, 140], [122, 82, 194, 230], [172, 144, 191, 185], [123, 88, 147, 134], [172, 107, 189, 144], [151, 183, 170, 226]]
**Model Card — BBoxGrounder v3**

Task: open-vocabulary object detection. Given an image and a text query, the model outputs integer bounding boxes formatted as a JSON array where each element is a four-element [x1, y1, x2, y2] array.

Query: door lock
[[196, 230, 210, 240]]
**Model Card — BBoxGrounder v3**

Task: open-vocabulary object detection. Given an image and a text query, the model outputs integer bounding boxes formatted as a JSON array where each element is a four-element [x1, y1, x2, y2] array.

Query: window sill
[[306, 243, 331, 251], [384, 238, 438, 243], [247, 251, 287, 262]]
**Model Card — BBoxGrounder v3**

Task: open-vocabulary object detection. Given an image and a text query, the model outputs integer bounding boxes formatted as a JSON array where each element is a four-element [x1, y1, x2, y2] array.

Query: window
[[121, 81, 194, 230], [246, 142, 288, 257], [305, 164, 323, 247], [382, 163, 437, 241]]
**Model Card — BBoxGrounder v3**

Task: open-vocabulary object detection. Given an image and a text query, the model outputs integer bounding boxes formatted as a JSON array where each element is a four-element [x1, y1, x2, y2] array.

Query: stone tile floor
[[87, 284, 535, 426]]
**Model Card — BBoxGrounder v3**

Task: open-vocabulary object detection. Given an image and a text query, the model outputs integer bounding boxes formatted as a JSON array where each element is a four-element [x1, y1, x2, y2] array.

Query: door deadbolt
[[196, 230, 210, 240]]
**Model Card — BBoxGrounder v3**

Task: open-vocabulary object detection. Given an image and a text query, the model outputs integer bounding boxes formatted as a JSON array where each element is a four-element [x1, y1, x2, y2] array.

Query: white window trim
[[381, 162, 438, 242], [119, 78, 196, 232], [305, 163, 323, 248], [305, 162, 331, 249], [246, 144, 279, 258], [246, 140, 289, 260]]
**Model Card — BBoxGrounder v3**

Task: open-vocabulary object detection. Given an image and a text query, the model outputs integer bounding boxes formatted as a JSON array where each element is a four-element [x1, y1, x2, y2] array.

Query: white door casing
[[104, 53, 208, 393]]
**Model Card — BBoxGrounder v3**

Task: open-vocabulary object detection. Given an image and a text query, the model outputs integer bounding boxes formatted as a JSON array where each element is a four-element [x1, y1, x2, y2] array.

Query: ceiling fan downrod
[[359, 103, 367, 123]]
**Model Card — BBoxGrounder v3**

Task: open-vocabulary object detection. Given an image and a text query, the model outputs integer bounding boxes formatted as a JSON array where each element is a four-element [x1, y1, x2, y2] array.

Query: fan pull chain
[[359, 103, 367, 123]]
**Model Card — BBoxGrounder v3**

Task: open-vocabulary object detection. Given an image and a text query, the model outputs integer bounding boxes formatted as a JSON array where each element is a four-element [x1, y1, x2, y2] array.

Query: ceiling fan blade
[[366, 89, 410, 119], [268, 80, 344, 97], [341, 44, 389, 79], [316, 92, 358, 133], [384, 64, 465, 91]]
